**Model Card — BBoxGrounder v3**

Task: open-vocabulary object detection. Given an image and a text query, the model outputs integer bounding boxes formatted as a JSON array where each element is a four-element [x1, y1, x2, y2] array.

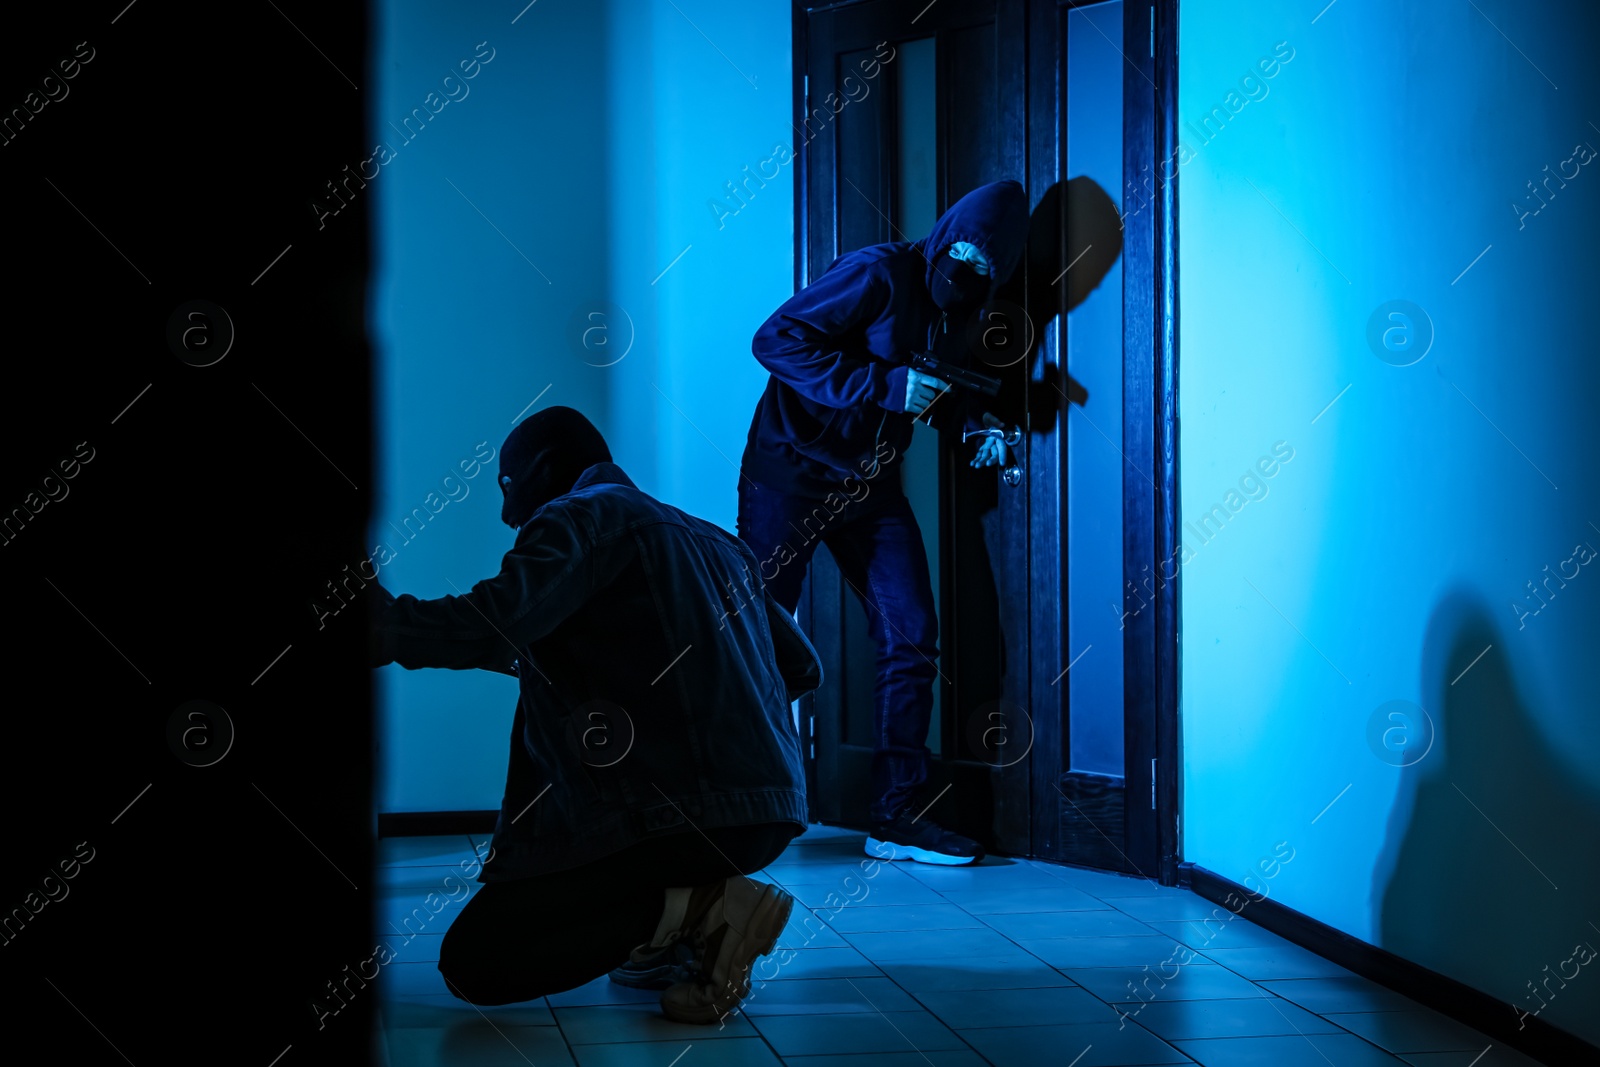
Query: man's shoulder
[[561, 479, 726, 541], [825, 242, 918, 277]]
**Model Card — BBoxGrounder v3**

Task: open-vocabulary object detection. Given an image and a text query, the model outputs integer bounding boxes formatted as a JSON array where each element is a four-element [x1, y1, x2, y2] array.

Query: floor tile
[[545, 975, 663, 1009], [962, 906, 1159, 937], [385, 1022, 576, 1067], [776, 912, 849, 949], [1257, 977, 1420, 1014], [1031, 863, 1179, 897], [764, 859, 921, 886], [371, 837, 1539, 1067], [1064, 962, 1270, 1003], [841, 926, 1022, 962], [1123, 996, 1345, 1041], [572, 1038, 781, 1066], [376, 865, 485, 892], [1325, 1010, 1501, 1054], [735, 976, 923, 1016], [750, 945, 881, 980], [817, 903, 987, 933], [936, 885, 1111, 913], [1145, 917, 1298, 952], [900, 860, 1074, 891], [381, 995, 554, 1028], [1016, 935, 1191, 969], [1399, 1047, 1548, 1067], [1104, 895, 1238, 922], [789, 878, 945, 908], [749, 1009, 967, 1056], [552, 1003, 757, 1044], [1200, 945, 1356, 980], [1174, 1031, 1408, 1066], [875, 952, 1076, 992], [782, 1053, 989, 1067], [377, 836, 479, 867], [981, 909, 1159, 940], [912, 984, 1123, 1029], [959, 1020, 1193, 1065]]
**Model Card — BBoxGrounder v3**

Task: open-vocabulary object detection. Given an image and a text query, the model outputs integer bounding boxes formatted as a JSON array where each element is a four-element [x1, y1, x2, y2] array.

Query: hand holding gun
[[909, 353, 1002, 398]]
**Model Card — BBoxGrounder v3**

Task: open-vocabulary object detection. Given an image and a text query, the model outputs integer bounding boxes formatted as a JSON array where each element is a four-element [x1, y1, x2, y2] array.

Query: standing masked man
[[736, 179, 1029, 866]]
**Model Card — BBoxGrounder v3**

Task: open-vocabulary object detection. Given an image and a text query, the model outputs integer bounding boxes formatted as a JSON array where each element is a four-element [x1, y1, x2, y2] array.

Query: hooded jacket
[[741, 179, 1030, 498], [370, 462, 819, 880]]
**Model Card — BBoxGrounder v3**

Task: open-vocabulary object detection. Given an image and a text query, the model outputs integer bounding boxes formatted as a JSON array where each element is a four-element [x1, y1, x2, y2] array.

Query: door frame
[[787, 0, 1181, 884]]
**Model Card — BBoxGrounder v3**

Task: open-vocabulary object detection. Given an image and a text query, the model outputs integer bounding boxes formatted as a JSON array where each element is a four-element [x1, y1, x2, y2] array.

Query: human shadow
[[1372, 586, 1600, 1048], [983, 174, 1124, 431]]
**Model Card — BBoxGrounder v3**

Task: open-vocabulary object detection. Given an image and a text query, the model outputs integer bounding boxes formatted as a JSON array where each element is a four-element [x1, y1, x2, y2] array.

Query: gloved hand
[[368, 582, 398, 668], [904, 367, 951, 417], [971, 436, 1007, 468], [970, 411, 1010, 468]]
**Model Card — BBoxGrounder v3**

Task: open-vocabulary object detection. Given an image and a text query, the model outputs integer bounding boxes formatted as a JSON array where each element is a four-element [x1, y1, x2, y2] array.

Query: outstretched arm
[[368, 503, 623, 671]]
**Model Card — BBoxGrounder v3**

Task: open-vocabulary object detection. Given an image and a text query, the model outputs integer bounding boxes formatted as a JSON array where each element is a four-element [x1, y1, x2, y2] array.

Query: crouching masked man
[[737, 179, 1030, 866], [369, 406, 823, 1023]]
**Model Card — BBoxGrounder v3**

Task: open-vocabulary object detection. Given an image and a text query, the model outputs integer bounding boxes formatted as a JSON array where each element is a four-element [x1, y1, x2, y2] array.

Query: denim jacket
[[370, 462, 818, 880]]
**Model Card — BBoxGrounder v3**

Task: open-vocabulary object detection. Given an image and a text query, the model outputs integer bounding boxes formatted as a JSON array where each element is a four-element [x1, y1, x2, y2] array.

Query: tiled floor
[[372, 826, 1548, 1067]]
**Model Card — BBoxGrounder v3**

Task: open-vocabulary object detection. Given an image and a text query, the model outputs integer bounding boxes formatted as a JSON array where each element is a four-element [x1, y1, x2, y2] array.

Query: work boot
[[865, 813, 984, 866], [659, 875, 795, 1024]]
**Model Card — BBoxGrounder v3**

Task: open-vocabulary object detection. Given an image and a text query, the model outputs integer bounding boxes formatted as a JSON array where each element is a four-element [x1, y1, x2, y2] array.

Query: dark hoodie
[[740, 179, 1030, 498]]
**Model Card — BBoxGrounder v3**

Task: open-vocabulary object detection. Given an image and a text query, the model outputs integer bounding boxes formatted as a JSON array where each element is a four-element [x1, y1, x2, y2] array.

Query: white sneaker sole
[[865, 836, 981, 866]]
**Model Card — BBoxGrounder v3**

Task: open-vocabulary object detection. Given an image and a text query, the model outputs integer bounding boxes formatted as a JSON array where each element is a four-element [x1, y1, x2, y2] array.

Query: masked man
[[737, 179, 1030, 865], [369, 406, 822, 1023]]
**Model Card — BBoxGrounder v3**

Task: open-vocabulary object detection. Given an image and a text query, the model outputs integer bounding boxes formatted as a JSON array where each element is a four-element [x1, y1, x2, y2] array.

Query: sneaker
[[608, 937, 695, 990], [610, 883, 720, 989], [865, 814, 985, 866], [659, 876, 795, 1025]]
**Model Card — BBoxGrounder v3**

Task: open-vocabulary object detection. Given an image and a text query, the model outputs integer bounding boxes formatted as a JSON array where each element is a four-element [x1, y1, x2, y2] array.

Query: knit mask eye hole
[[947, 241, 991, 276]]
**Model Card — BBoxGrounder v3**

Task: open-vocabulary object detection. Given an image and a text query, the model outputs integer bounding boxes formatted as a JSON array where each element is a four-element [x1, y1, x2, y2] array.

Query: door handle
[[963, 424, 1025, 487]]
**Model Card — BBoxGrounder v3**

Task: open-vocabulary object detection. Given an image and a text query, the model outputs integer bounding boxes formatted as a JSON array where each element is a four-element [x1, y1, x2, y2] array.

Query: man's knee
[[438, 958, 517, 1007]]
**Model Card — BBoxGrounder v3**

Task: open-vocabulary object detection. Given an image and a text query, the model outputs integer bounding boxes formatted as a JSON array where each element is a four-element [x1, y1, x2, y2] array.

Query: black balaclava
[[929, 252, 989, 315], [498, 406, 612, 528]]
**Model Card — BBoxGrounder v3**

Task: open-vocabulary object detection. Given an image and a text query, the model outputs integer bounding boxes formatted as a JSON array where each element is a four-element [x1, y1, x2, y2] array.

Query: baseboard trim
[[1180, 862, 1597, 1065], [378, 810, 497, 837]]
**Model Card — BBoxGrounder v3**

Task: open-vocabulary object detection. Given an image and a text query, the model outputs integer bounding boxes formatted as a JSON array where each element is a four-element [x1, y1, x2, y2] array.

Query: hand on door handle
[[969, 432, 1007, 468], [964, 417, 1025, 487]]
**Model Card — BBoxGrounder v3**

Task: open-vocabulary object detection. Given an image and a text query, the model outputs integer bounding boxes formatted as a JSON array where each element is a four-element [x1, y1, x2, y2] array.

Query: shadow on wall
[[996, 175, 1123, 427], [1372, 587, 1600, 1045]]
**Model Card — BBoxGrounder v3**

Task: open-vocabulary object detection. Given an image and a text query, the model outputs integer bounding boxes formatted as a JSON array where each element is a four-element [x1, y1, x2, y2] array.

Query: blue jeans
[[736, 476, 939, 824]]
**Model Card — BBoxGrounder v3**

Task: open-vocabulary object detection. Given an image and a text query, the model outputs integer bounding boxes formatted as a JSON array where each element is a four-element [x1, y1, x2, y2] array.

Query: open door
[[794, 0, 1179, 883]]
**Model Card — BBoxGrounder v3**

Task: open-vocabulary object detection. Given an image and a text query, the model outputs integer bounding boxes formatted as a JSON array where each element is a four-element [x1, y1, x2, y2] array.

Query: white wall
[[602, 0, 797, 531], [371, 0, 792, 812], [1178, 0, 1600, 1043]]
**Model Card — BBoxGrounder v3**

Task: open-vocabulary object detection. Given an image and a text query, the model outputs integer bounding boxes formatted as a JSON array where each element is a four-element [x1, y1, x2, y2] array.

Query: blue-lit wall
[[371, 0, 792, 813], [1178, 0, 1600, 1042]]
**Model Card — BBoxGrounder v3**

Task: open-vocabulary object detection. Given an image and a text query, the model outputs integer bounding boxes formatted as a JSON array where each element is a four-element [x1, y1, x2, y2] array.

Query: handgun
[[909, 353, 1002, 398]]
